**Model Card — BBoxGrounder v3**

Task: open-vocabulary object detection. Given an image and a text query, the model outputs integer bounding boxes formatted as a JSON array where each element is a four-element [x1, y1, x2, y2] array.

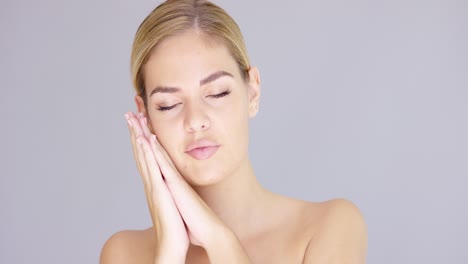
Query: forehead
[[143, 31, 240, 88]]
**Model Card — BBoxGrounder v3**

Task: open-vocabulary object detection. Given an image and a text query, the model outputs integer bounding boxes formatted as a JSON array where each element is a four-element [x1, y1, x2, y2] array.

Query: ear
[[247, 67, 261, 118], [134, 95, 147, 115], [134, 95, 154, 133]]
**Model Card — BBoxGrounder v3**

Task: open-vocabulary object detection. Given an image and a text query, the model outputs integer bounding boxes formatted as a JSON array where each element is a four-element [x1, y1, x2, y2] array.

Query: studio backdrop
[[1, 0, 467, 263]]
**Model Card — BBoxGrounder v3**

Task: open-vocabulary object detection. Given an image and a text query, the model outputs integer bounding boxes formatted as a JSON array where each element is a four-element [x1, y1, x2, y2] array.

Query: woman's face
[[136, 31, 260, 186]]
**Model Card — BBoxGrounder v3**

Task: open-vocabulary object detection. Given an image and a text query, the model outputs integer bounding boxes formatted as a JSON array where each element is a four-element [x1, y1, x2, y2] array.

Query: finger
[[134, 114, 164, 165], [128, 112, 145, 139], [137, 136, 165, 191], [148, 135, 207, 211], [150, 135, 175, 176], [128, 113, 161, 214], [150, 133, 177, 169], [132, 113, 163, 191], [130, 112, 154, 175], [137, 113, 153, 140], [133, 128, 154, 202], [125, 113, 136, 160], [132, 114, 188, 237], [136, 113, 177, 169], [137, 135, 178, 219], [125, 113, 143, 174], [134, 121, 179, 232], [147, 135, 198, 230], [133, 114, 168, 192]]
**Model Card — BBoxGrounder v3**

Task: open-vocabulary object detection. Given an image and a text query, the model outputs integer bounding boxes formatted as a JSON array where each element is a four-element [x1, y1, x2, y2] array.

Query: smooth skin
[[100, 31, 367, 264]]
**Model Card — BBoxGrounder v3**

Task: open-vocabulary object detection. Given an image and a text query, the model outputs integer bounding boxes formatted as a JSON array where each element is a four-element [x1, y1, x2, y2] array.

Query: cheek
[[149, 119, 181, 152], [217, 99, 250, 140]]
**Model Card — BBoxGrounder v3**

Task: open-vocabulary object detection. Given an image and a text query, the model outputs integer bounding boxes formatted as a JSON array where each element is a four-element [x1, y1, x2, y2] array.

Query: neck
[[191, 159, 275, 241]]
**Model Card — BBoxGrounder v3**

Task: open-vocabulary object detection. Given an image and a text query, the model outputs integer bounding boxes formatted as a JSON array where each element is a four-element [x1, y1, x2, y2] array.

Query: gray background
[[1, 0, 467, 263]]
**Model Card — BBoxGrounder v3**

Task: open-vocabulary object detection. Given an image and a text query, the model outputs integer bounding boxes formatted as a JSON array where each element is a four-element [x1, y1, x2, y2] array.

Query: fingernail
[[151, 134, 156, 142], [125, 115, 133, 127], [144, 117, 148, 125], [137, 137, 142, 145]]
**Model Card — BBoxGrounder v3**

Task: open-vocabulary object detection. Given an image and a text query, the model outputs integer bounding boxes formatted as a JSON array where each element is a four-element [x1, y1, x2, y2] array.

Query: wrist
[[154, 251, 186, 264], [204, 227, 251, 263], [154, 243, 187, 264]]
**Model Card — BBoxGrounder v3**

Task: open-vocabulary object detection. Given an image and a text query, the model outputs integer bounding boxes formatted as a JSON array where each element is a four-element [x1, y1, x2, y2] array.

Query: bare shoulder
[[302, 198, 368, 264], [99, 227, 155, 264], [311, 198, 366, 228]]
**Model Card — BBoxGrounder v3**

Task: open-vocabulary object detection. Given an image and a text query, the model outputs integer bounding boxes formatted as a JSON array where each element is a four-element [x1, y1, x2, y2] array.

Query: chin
[[173, 147, 247, 188], [182, 168, 227, 187]]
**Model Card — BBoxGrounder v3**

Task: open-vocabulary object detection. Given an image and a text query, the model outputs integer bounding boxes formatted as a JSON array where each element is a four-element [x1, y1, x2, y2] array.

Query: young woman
[[100, 0, 367, 263]]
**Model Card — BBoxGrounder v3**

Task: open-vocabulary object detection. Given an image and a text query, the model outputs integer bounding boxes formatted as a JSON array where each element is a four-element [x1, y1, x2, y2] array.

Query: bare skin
[[100, 31, 367, 263], [101, 198, 366, 263]]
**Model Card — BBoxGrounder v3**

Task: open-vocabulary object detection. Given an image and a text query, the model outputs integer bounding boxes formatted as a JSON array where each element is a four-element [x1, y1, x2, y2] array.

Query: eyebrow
[[149, 70, 234, 97], [200, 70, 233, 86]]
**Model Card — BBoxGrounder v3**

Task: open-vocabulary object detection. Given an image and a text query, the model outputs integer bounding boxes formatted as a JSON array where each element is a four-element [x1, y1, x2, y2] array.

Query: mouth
[[186, 146, 220, 160], [185, 139, 220, 160]]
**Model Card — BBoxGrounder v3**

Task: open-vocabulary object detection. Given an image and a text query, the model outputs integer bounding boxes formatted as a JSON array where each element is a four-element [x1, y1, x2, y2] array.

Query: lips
[[185, 139, 220, 160]]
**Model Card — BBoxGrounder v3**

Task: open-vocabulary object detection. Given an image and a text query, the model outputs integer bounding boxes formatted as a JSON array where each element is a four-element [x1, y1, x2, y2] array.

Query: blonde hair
[[130, 0, 251, 106]]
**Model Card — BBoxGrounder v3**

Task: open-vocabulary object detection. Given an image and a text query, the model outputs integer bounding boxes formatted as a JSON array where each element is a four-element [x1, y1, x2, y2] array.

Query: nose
[[184, 102, 211, 133]]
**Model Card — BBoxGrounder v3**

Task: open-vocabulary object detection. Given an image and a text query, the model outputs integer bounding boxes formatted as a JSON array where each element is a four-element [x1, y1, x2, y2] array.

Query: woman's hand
[[126, 112, 189, 262], [126, 112, 251, 263]]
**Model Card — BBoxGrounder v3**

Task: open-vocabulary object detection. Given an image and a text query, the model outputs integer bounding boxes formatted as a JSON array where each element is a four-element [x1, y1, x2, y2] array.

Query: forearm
[[154, 252, 186, 264], [205, 228, 252, 264], [154, 243, 187, 264]]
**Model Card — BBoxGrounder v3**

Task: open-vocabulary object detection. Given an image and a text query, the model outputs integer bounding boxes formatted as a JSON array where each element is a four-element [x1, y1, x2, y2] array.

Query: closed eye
[[208, 90, 231, 99], [157, 103, 181, 111]]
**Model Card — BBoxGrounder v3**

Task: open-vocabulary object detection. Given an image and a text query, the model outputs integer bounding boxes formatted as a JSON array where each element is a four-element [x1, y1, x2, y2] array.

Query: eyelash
[[157, 90, 231, 111], [209, 90, 231, 99], [157, 104, 179, 111]]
